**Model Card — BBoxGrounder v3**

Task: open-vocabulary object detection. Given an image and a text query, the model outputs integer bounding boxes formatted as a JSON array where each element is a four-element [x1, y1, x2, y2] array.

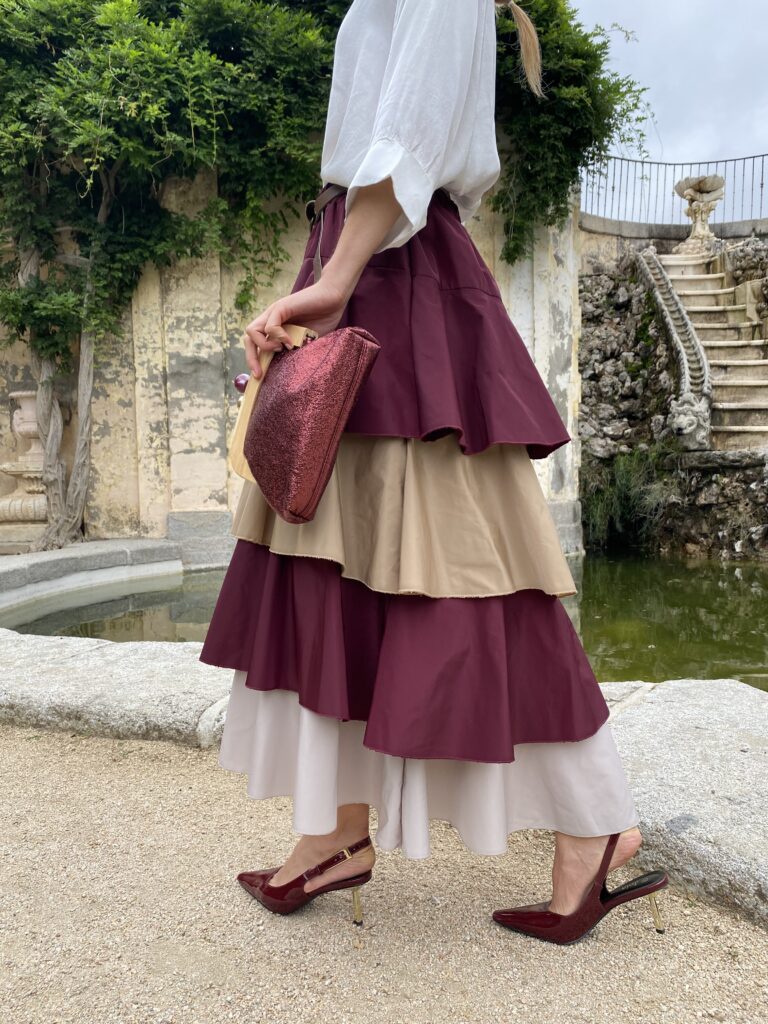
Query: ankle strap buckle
[[341, 847, 352, 860]]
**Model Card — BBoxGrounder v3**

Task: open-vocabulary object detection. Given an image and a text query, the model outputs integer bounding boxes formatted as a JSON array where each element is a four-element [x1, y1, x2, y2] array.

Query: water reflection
[[15, 557, 768, 691], [581, 556, 767, 692], [16, 569, 227, 645]]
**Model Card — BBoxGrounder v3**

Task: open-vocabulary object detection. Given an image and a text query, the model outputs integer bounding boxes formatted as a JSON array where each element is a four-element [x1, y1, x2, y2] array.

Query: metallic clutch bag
[[229, 322, 381, 524]]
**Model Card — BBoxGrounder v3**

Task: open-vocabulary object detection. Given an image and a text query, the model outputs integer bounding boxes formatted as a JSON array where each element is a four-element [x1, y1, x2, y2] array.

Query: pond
[[15, 556, 768, 691]]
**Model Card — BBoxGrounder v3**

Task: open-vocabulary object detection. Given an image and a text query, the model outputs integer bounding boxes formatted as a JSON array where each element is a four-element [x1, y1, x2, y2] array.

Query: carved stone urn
[[672, 174, 725, 256], [0, 390, 48, 552]]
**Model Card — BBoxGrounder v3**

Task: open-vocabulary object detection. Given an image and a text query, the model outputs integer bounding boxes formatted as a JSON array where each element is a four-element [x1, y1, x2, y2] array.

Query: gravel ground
[[2, 723, 766, 1024]]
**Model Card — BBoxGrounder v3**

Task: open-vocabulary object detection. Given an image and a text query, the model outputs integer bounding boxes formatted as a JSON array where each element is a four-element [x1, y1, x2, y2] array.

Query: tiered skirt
[[199, 185, 638, 858]]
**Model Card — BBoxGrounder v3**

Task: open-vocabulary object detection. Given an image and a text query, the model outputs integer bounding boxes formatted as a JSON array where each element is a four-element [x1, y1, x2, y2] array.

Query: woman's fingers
[[242, 279, 346, 379], [243, 300, 294, 356], [264, 304, 294, 348], [242, 332, 262, 378]]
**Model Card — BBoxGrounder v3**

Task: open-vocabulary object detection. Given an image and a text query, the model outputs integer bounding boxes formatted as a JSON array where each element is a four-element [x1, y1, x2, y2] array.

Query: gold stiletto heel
[[352, 886, 364, 926], [648, 892, 665, 933]]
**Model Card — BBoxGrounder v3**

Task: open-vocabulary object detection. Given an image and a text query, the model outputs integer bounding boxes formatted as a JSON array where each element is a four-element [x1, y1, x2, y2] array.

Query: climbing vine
[[0, 0, 647, 548], [0, 0, 331, 546]]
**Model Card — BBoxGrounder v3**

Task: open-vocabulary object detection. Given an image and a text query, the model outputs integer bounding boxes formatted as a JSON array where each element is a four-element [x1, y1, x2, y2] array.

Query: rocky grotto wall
[[578, 245, 768, 561], [579, 252, 675, 460]]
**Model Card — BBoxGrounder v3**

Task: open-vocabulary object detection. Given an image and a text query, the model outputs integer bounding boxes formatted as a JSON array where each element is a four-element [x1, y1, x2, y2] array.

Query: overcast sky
[[570, 0, 768, 163]]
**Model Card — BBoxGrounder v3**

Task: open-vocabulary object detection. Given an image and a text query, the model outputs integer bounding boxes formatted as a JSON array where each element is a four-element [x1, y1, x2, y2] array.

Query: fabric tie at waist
[[305, 183, 347, 282], [305, 183, 454, 282]]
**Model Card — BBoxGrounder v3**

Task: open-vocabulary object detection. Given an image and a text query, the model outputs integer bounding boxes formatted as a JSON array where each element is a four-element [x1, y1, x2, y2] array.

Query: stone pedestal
[[0, 391, 48, 554]]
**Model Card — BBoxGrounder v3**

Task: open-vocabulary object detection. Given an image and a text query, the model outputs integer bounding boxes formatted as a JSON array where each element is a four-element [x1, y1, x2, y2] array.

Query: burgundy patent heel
[[237, 835, 373, 925], [492, 832, 669, 945]]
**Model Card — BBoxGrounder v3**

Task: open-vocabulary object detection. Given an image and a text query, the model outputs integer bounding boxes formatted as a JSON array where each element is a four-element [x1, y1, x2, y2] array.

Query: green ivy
[[0, 0, 647, 365], [0, 0, 331, 366]]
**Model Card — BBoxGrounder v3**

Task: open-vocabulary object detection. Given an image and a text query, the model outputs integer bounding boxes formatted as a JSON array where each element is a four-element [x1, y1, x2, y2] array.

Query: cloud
[[570, 0, 768, 162]]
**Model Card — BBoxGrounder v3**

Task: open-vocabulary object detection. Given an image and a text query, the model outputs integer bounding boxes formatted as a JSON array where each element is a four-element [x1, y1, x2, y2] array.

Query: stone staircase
[[660, 252, 768, 450]]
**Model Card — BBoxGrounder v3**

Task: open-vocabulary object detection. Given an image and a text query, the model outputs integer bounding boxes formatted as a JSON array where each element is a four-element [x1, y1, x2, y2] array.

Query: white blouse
[[320, 0, 501, 252]]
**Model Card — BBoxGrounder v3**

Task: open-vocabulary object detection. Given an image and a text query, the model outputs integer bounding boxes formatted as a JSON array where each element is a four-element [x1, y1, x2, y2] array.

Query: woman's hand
[[242, 178, 404, 378], [242, 277, 350, 379]]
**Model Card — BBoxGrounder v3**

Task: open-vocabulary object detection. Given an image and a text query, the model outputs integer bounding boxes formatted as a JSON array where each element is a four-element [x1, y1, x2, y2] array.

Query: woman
[[200, 0, 668, 945]]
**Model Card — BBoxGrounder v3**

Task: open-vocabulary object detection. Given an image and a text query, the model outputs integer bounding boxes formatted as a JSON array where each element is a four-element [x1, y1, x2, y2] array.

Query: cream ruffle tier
[[230, 432, 576, 599], [220, 676, 639, 856]]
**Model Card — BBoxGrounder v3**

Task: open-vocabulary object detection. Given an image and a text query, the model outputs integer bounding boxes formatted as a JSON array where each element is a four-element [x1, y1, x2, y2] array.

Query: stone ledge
[[612, 677, 767, 927], [0, 628, 229, 746], [0, 628, 642, 750], [0, 627, 764, 924], [667, 449, 768, 471], [0, 539, 182, 587]]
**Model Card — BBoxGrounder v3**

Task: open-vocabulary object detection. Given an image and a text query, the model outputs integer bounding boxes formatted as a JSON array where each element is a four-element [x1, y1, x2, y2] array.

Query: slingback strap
[[302, 835, 372, 881], [594, 832, 621, 890]]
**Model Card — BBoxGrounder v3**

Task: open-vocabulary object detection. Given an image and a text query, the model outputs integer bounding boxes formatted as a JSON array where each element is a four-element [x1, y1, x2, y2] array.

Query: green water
[[15, 557, 768, 691], [580, 557, 767, 691]]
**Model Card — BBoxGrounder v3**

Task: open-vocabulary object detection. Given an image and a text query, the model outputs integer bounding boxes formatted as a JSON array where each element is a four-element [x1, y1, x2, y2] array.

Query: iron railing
[[580, 153, 767, 226]]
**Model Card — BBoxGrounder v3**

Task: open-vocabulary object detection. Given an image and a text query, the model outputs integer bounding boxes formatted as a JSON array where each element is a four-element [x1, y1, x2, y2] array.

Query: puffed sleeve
[[344, 0, 484, 252]]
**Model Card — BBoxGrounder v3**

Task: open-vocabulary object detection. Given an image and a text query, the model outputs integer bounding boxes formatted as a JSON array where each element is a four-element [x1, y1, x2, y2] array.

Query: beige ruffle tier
[[231, 432, 576, 599]]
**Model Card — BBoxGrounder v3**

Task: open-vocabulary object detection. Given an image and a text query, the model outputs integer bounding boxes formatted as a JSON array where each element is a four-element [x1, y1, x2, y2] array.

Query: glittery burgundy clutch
[[240, 325, 381, 524]]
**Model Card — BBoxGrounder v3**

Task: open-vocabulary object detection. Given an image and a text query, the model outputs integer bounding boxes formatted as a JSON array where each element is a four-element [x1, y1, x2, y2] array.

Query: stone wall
[[658, 450, 768, 560], [1, 176, 585, 562], [578, 211, 768, 274], [579, 251, 676, 459]]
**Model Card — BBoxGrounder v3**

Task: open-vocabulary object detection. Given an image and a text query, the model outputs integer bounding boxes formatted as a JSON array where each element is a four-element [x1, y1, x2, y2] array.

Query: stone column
[[468, 190, 584, 555], [131, 265, 172, 537], [161, 168, 231, 567]]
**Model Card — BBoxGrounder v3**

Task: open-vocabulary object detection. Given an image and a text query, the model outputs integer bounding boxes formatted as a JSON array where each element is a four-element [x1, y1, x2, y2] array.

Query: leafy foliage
[[581, 442, 681, 552], [0, 0, 648, 361], [0, 0, 331, 366], [0, 0, 649, 546]]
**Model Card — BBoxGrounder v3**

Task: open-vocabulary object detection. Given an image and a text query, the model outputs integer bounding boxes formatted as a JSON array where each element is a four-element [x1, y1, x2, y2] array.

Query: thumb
[[264, 298, 296, 347]]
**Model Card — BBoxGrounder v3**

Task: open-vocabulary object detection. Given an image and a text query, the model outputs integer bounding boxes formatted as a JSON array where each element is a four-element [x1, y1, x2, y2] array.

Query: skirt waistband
[[304, 182, 453, 280]]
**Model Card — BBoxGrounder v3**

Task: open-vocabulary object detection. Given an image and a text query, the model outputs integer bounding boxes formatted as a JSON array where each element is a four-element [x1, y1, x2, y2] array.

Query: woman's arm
[[242, 177, 402, 376], [320, 177, 402, 300]]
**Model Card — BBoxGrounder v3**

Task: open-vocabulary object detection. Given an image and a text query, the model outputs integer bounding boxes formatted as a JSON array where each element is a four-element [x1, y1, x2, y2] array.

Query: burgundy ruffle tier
[[296, 187, 571, 460], [199, 541, 609, 763]]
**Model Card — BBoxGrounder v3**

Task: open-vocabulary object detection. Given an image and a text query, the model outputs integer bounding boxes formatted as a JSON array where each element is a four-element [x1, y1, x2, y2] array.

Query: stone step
[[712, 426, 768, 450], [712, 381, 768, 403], [668, 272, 726, 291], [712, 402, 768, 427], [703, 341, 768, 360], [667, 270, 729, 286], [695, 322, 763, 341], [685, 305, 747, 324], [659, 254, 715, 273], [710, 359, 768, 381], [676, 288, 738, 306]]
